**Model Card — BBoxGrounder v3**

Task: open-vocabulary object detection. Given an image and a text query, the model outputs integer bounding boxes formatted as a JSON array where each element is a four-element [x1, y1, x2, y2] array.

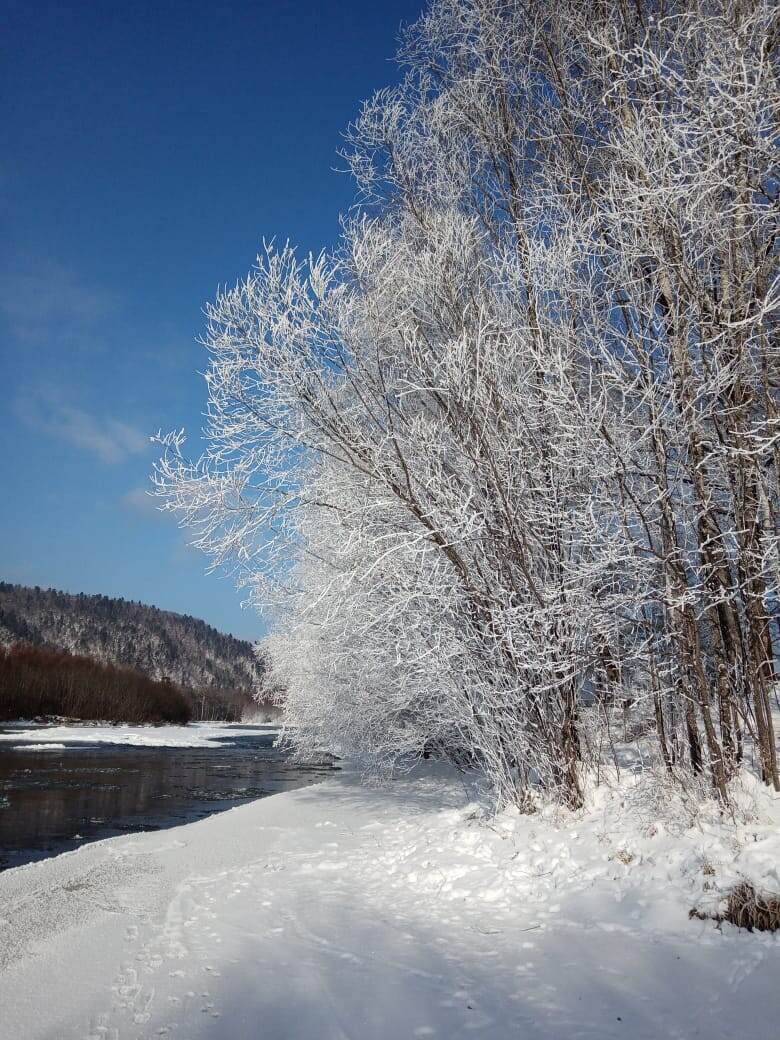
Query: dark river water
[[0, 724, 335, 871]]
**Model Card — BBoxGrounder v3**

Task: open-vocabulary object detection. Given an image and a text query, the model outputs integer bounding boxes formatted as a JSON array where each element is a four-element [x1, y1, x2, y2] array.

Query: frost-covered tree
[[156, 0, 779, 808]]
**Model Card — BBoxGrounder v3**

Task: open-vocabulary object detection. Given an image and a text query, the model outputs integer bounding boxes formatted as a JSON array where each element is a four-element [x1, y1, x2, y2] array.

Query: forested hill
[[0, 582, 262, 692]]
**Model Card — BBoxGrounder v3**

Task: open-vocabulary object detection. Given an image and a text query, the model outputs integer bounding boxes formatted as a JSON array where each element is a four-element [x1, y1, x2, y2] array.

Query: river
[[0, 722, 334, 870]]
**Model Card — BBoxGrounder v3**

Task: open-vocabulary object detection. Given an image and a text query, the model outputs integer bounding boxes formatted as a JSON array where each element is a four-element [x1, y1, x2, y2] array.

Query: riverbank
[[0, 723, 329, 871], [1, 766, 778, 1039]]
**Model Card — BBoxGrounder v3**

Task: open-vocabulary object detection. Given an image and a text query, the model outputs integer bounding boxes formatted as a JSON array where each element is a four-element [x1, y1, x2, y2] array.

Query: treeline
[[0, 645, 192, 724], [0, 644, 276, 724], [182, 684, 262, 723], [0, 582, 263, 692], [157, 0, 780, 810]]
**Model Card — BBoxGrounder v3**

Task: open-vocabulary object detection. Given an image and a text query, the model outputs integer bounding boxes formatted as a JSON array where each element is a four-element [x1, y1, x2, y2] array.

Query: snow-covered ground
[[0, 765, 778, 1040], [0, 721, 277, 750]]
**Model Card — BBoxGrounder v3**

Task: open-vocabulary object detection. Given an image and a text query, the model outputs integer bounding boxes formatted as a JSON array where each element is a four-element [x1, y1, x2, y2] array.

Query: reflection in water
[[0, 725, 334, 870]]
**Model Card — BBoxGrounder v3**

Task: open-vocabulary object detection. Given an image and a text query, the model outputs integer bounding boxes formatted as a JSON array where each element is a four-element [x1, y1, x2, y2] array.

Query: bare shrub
[[692, 883, 780, 933], [724, 884, 780, 933]]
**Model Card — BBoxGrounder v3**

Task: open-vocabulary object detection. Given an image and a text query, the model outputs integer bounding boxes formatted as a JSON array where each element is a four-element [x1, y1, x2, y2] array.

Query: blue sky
[[1, 0, 424, 640]]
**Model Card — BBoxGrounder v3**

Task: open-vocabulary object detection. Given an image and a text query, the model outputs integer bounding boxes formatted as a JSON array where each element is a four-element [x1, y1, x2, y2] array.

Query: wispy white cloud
[[120, 486, 164, 519], [0, 262, 118, 346], [16, 389, 149, 464]]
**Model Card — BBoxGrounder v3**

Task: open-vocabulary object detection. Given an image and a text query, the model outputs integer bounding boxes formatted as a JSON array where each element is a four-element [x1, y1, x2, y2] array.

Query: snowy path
[[1, 769, 778, 1039]]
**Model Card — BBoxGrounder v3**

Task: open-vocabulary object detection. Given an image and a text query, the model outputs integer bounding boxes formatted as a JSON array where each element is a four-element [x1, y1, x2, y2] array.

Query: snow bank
[[0, 766, 778, 1040], [363, 768, 780, 944]]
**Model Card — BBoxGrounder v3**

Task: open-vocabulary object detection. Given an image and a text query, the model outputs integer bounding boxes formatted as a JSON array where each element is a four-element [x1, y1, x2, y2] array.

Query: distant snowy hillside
[[0, 581, 263, 692]]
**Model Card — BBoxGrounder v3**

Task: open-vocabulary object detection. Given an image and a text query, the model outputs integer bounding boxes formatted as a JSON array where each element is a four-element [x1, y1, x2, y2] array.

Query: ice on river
[[0, 721, 278, 750]]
